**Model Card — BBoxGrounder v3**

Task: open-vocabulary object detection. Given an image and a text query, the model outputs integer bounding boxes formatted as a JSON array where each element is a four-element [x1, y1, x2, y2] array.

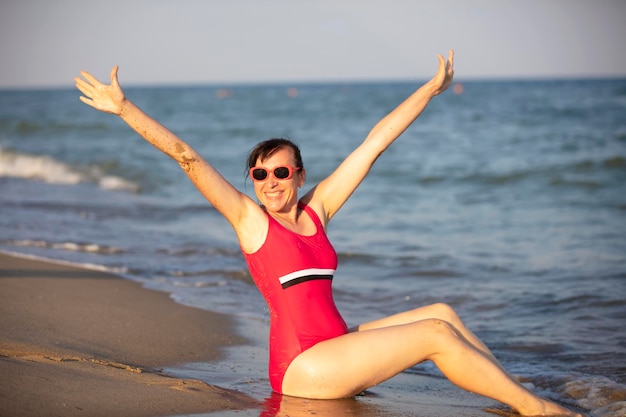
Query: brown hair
[[246, 138, 304, 171]]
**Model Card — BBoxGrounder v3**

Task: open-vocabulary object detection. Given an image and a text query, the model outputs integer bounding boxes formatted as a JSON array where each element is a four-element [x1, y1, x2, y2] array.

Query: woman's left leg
[[282, 319, 580, 416], [354, 302, 495, 360]]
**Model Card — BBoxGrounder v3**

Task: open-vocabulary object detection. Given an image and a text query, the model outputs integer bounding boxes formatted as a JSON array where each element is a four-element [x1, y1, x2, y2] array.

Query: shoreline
[[0, 251, 258, 417], [0, 250, 532, 417]]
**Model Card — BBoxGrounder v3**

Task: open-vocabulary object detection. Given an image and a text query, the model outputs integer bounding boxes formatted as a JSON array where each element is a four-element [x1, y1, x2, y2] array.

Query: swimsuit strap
[[298, 202, 324, 230]]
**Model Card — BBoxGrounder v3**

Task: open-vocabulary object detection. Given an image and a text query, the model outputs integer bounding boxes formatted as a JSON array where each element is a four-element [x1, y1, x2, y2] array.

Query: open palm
[[75, 66, 126, 115]]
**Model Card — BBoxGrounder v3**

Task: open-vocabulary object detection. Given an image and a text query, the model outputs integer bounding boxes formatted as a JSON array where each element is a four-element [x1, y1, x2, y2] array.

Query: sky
[[1, 0, 625, 89]]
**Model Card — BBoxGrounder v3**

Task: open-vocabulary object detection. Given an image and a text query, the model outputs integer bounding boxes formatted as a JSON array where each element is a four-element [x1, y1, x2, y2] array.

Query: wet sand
[[0, 251, 507, 417], [0, 252, 257, 417]]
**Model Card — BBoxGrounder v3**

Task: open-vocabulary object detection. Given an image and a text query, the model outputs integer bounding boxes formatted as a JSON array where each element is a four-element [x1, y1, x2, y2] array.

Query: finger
[[74, 77, 94, 97], [78, 95, 95, 108], [436, 54, 446, 76], [74, 76, 91, 89], [79, 70, 103, 86], [110, 66, 122, 91], [75, 78, 91, 94], [110, 66, 119, 83]]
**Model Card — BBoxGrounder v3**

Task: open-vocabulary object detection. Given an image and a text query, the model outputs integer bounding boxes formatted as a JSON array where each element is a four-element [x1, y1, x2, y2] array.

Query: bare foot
[[522, 399, 583, 417]]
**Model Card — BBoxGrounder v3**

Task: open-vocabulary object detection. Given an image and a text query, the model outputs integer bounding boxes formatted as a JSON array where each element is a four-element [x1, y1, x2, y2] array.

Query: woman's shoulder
[[237, 202, 270, 254], [298, 197, 328, 230]]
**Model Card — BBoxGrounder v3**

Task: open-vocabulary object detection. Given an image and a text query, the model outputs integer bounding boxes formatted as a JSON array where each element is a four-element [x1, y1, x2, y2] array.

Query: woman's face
[[252, 147, 305, 213]]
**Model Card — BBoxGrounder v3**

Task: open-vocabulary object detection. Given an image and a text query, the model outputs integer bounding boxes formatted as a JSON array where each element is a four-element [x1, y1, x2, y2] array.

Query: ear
[[298, 168, 306, 188]]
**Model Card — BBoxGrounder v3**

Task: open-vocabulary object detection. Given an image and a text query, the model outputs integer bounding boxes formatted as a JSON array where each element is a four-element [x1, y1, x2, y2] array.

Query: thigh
[[282, 318, 458, 399], [355, 302, 457, 332]]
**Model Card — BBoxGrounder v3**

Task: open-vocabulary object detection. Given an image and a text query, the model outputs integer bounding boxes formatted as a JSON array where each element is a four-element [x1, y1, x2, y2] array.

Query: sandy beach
[[0, 251, 543, 417], [0, 251, 500, 417], [0, 252, 258, 417]]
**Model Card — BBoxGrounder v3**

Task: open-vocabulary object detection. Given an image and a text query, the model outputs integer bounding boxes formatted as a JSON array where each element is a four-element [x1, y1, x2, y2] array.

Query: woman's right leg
[[353, 302, 521, 383], [355, 302, 496, 360], [282, 318, 579, 416]]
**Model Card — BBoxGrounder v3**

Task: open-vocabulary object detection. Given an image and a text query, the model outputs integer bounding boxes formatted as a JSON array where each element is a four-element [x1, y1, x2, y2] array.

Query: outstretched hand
[[74, 66, 126, 115], [429, 50, 455, 96]]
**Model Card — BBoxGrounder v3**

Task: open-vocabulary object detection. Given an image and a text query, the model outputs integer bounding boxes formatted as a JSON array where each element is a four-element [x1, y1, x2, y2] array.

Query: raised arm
[[304, 50, 454, 224], [74, 67, 257, 230]]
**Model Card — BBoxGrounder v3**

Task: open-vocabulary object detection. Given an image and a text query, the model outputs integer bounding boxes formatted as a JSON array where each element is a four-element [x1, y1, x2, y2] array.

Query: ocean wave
[[3, 239, 124, 255], [337, 251, 382, 266], [0, 148, 140, 192], [410, 156, 625, 190], [408, 363, 626, 417], [534, 373, 626, 417], [0, 249, 128, 275], [12, 119, 112, 134], [169, 267, 251, 282], [451, 155, 626, 188]]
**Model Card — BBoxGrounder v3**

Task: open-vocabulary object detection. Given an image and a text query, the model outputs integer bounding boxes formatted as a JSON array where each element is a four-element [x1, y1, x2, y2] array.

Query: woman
[[75, 51, 579, 416]]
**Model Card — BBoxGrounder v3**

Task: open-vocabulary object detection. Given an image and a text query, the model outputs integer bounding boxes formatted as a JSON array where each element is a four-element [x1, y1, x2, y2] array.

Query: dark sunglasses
[[249, 166, 301, 182]]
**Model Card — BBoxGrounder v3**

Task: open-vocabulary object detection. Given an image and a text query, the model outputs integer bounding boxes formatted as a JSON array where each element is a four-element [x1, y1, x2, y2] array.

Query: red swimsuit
[[243, 203, 348, 393]]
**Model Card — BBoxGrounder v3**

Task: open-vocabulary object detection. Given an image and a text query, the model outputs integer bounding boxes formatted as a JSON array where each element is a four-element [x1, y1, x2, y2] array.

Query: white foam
[[98, 175, 139, 192], [0, 148, 81, 184], [5, 239, 124, 255], [0, 249, 128, 274], [0, 148, 140, 192]]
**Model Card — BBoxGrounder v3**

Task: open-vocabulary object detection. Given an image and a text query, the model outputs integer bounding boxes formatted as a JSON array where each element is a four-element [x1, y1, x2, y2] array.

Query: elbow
[[174, 142, 186, 155], [172, 142, 197, 169], [177, 154, 197, 172], [178, 161, 191, 172]]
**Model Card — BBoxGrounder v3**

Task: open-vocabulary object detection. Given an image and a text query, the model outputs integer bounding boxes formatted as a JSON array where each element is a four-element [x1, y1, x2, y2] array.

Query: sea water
[[1, 79, 625, 416]]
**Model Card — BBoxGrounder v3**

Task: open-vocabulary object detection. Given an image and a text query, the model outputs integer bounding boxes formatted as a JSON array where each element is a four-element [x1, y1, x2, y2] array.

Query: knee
[[431, 302, 461, 324], [424, 318, 462, 343]]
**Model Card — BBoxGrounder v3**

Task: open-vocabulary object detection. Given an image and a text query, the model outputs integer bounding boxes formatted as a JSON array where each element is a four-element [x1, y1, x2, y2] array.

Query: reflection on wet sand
[[259, 391, 388, 417]]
